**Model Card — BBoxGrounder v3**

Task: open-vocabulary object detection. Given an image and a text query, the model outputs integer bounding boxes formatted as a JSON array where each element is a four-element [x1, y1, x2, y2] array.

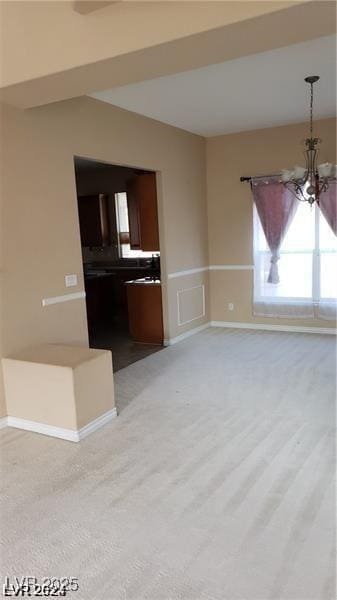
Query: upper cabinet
[[77, 194, 110, 247], [127, 173, 160, 252], [126, 180, 141, 250]]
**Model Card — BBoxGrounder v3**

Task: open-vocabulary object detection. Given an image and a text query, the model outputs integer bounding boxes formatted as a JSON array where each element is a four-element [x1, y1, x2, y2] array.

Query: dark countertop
[[85, 272, 114, 280], [85, 263, 153, 272], [84, 264, 160, 280]]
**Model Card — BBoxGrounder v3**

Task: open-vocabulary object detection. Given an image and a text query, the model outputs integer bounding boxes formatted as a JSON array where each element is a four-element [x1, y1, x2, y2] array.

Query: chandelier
[[281, 75, 333, 206]]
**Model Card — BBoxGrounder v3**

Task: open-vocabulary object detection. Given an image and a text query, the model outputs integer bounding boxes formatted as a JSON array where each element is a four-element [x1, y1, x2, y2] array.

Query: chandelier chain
[[309, 82, 313, 136]]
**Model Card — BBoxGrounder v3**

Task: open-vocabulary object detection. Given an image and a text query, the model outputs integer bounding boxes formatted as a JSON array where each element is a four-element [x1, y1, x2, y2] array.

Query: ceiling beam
[[1, 2, 335, 109], [73, 1, 119, 15]]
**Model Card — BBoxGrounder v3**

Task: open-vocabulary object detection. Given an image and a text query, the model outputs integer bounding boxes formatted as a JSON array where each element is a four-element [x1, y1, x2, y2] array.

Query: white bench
[[2, 344, 116, 442]]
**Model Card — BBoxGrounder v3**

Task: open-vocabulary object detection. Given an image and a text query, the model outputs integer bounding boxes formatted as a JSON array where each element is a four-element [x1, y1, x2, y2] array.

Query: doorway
[[74, 157, 164, 371]]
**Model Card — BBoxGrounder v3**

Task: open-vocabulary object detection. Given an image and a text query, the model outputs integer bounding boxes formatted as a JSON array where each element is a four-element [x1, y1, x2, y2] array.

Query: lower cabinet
[[126, 282, 163, 345], [84, 275, 113, 334]]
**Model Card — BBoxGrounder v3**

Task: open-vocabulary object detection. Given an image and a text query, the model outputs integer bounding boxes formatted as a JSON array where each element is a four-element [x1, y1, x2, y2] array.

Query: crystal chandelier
[[281, 76, 333, 206]]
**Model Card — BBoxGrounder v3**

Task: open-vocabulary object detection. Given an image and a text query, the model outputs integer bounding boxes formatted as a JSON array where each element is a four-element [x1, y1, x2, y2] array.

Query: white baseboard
[[6, 416, 80, 442], [164, 319, 336, 346], [4, 408, 117, 442], [163, 318, 336, 346], [210, 321, 337, 335], [78, 408, 117, 441], [164, 322, 210, 346], [0, 417, 7, 430]]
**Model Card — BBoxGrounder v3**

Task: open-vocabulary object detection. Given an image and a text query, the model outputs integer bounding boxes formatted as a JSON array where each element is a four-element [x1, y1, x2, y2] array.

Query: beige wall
[[206, 118, 336, 328], [0, 96, 209, 415]]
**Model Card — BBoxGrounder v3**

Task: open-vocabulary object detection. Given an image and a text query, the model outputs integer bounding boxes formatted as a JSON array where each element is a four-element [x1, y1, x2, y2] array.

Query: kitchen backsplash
[[82, 246, 118, 264], [82, 246, 156, 268]]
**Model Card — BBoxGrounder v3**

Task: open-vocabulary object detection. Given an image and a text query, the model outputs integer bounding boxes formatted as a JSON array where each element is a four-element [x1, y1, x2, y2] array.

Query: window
[[254, 201, 337, 319], [115, 192, 156, 259]]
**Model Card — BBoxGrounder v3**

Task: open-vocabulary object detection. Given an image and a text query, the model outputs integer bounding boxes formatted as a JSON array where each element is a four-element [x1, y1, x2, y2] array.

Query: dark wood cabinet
[[84, 274, 114, 334], [78, 194, 110, 247], [84, 268, 154, 334], [127, 173, 160, 252], [126, 180, 141, 250], [126, 282, 163, 344]]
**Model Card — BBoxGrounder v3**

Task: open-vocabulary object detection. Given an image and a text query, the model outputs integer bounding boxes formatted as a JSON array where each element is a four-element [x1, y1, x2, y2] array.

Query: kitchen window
[[115, 192, 155, 259]]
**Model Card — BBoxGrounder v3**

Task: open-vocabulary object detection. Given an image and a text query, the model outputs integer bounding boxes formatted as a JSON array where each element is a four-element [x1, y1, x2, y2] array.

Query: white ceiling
[[91, 35, 336, 137]]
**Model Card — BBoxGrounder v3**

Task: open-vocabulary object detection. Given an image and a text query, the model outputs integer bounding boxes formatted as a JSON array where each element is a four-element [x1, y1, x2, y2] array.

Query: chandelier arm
[[284, 182, 306, 203], [316, 177, 329, 198]]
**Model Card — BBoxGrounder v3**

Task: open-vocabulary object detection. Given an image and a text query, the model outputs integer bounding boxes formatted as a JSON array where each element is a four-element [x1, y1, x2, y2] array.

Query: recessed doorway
[[74, 157, 164, 371]]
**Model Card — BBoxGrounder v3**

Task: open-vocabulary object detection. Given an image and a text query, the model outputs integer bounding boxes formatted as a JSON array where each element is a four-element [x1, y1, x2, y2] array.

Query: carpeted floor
[[0, 328, 336, 600]]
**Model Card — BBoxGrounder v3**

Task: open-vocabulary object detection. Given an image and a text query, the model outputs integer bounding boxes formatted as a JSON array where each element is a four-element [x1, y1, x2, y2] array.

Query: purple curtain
[[252, 178, 298, 283], [319, 180, 337, 236]]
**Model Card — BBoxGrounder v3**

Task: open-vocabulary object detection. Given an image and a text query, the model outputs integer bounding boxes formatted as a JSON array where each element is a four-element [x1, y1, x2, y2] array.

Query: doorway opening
[[74, 157, 164, 371]]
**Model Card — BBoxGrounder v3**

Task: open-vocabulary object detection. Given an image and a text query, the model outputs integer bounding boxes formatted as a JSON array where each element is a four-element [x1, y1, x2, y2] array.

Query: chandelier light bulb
[[281, 169, 294, 182], [293, 165, 307, 180], [317, 162, 332, 177]]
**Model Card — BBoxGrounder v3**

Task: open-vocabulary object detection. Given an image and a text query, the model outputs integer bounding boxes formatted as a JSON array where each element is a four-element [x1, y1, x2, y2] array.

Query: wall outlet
[[65, 274, 78, 287], [228, 302, 234, 311]]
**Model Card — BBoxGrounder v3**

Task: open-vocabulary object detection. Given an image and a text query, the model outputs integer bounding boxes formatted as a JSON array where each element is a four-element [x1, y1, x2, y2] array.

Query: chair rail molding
[[209, 265, 254, 271], [42, 291, 86, 307], [167, 265, 254, 279]]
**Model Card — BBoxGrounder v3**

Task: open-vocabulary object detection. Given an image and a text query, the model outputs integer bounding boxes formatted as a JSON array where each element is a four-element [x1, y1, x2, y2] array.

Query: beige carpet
[[0, 328, 336, 600]]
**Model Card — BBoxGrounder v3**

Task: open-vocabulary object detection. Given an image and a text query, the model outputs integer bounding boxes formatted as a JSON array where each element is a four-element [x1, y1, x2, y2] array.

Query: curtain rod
[[240, 174, 337, 182], [240, 173, 281, 182]]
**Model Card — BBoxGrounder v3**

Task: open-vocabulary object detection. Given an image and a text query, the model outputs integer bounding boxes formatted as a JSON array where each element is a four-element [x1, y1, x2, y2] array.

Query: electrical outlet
[[228, 302, 234, 311], [65, 274, 78, 287]]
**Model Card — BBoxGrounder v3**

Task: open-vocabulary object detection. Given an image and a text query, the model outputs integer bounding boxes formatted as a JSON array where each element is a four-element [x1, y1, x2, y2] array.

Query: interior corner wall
[[0, 288, 5, 418], [0, 108, 6, 417], [0, 273, 5, 416], [206, 117, 336, 329], [1, 96, 208, 400], [0, 372, 5, 419]]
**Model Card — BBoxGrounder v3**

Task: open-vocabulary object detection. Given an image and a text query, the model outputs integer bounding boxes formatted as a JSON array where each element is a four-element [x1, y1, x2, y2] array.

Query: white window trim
[[253, 204, 337, 319]]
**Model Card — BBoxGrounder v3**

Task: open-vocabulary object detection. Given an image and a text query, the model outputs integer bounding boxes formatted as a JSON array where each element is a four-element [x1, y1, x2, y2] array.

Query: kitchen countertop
[[85, 272, 114, 280], [85, 264, 154, 272], [85, 265, 160, 280], [125, 277, 161, 286]]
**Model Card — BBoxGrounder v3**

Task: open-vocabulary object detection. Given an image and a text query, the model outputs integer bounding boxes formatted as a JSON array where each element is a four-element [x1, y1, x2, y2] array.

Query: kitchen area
[[74, 157, 164, 371]]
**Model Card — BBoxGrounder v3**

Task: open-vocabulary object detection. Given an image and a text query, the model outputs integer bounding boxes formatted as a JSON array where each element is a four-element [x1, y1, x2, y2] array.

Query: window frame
[[115, 191, 159, 261], [253, 203, 337, 305]]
